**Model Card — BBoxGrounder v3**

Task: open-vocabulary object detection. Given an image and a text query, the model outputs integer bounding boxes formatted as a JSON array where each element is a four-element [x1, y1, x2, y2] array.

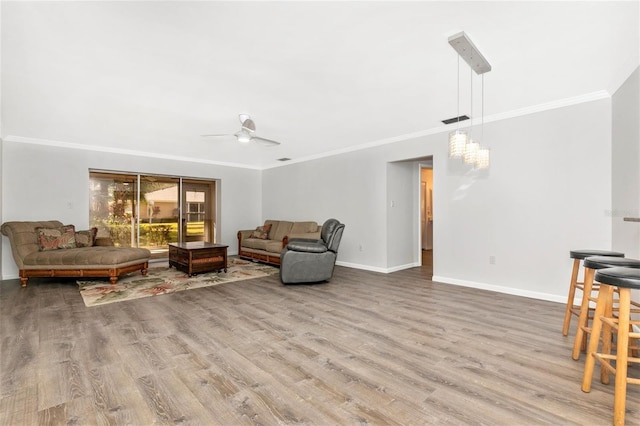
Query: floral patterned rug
[[77, 257, 279, 307]]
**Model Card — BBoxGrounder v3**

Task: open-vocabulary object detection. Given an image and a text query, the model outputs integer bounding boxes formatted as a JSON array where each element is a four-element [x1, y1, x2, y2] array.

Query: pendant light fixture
[[447, 32, 491, 170]]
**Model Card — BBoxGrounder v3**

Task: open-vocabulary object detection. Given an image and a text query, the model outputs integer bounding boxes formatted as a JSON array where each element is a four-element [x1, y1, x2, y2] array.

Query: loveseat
[[1, 220, 151, 287], [237, 220, 321, 266]]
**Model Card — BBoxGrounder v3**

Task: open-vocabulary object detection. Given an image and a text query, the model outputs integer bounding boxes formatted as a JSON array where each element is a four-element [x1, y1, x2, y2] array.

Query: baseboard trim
[[335, 261, 420, 274], [432, 275, 565, 304], [387, 262, 421, 273], [335, 261, 387, 273], [2, 273, 19, 281]]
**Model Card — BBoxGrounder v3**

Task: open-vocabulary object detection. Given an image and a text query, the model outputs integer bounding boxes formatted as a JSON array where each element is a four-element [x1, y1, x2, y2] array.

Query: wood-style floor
[[1, 262, 638, 425]]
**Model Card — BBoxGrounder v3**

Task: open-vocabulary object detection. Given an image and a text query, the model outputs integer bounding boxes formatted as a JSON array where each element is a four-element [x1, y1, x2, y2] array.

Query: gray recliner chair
[[280, 218, 345, 284]]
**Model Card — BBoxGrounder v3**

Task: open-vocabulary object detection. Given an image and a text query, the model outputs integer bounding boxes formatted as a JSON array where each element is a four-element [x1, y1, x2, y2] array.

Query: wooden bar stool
[[564, 250, 624, 336], [581, 267, 640, 426], [572, 256, 640, 359]]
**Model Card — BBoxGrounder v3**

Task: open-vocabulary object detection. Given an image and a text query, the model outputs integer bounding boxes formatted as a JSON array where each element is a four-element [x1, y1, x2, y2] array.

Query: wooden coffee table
[[168, 242, 228, 276]]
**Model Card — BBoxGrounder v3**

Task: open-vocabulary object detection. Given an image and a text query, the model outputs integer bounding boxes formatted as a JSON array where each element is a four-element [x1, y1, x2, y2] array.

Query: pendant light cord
[[469, 64, 473, 139], [481, 73, 484, 141], [456, 55, 460, 130]]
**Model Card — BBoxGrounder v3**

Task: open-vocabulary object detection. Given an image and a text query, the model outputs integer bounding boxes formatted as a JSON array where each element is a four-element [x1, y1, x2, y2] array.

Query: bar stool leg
[[613, 288, 630, 426], [563, 258, 581, 335], [582, 284, 613, 392], [600, 290, 615, 385], [572, 267, 595, 359]]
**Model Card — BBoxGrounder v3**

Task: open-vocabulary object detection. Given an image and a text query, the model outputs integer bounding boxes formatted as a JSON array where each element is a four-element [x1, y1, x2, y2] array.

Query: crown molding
[[263, 90, 611, 169], [2, 135, 263, 170], [479, 90, 610, 126]]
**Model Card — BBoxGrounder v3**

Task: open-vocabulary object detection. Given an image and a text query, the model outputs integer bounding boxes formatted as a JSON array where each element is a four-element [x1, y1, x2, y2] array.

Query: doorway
[[420, 165, 433, 278]]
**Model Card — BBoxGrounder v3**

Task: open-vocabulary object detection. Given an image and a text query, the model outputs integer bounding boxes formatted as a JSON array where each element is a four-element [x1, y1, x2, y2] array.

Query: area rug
[[77, 257, 279, 307]]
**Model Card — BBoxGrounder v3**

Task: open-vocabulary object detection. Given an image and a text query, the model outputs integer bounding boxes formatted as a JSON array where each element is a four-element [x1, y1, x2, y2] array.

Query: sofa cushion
[[249, 224, 272, 240], [286, 240, 328, 253], [266, 220, 293, 242], [290, 221, 318, 234], [241, 238, 284, 254], [23, 246, 150, 267], [242, 238, 270, 250], [263, 220, 279, 239], [36, 225, 76, 251], [265, 240, 285, 253], [75, 227, 98, 247], [94, 237, 115, 246]]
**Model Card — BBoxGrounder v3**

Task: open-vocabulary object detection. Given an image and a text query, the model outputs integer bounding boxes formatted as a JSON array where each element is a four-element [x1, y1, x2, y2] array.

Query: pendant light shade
[[463, 139, 479, 164], [475, 147, 490, 169], [449, 130, 467, 158]]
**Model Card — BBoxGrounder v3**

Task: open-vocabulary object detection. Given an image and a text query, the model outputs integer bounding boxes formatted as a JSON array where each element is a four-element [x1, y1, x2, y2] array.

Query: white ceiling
[[2, 1, 639, 169]]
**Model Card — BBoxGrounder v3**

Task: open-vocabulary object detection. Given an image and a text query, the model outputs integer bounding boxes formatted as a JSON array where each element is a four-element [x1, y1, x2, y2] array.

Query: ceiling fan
[[201, 114, 281, 146]]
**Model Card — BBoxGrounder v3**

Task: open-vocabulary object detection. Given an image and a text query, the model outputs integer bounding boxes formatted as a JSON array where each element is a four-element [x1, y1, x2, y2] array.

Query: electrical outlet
[[489, 255, 496, 265], [359, 244, 363, 252]]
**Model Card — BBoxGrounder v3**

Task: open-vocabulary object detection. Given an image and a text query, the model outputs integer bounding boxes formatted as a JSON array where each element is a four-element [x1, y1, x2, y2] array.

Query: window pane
[[140, 176, 180, 257], [89, 173, 138, 247]]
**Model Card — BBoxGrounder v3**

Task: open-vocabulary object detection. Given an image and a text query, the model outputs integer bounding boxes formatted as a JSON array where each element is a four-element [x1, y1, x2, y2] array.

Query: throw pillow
[[36, 225, 76, 251], [75, 227, 98, 247], [250, 224, 272, 239]]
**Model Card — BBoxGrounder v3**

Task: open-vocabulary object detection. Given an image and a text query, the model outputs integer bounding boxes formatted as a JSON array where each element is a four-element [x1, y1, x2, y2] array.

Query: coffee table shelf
[[168, 242, 228, 276]]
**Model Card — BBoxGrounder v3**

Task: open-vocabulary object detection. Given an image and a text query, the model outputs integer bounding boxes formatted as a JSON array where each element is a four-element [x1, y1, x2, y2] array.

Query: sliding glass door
[[89, 171, 217, 259], [182, 180, 216, 243], [89, 172, 140, 247], [140, 176, 180, 257]]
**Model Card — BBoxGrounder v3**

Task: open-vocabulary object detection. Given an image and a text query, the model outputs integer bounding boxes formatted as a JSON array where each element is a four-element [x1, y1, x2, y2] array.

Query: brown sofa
[[237, 220, 321, 266], [1, 220, 151, 287]]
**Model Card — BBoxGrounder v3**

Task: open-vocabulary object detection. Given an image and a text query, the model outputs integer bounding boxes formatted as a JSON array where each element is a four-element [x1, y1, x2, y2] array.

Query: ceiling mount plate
[[442, 115, 470, 125], [448, 31, 491, 75]]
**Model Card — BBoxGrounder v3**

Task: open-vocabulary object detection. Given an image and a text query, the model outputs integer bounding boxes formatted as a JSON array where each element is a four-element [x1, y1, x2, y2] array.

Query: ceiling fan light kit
[[446, 31, 491, 170], [235, 130, 252, 143]]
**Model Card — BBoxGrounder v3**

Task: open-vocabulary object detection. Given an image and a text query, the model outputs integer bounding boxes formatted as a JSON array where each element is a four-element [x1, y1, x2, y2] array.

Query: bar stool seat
[[581, 267, 640, 426], [564, 250, 624, 336], [572, 256, 640, 359]]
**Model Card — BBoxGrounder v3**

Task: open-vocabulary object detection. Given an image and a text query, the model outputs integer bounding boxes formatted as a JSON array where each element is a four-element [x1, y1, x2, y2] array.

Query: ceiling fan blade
[[201, 133, 232, 138], [252, 136, 281, 146]]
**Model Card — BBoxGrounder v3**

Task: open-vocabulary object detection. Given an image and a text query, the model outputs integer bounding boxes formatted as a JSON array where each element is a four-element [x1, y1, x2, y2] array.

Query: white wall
[[612, 67, 640, 258], [435, 100, 612, 302], [1, 141, 263, 279], [263, 98, 613, 302], [262, 149, 388, 270]]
